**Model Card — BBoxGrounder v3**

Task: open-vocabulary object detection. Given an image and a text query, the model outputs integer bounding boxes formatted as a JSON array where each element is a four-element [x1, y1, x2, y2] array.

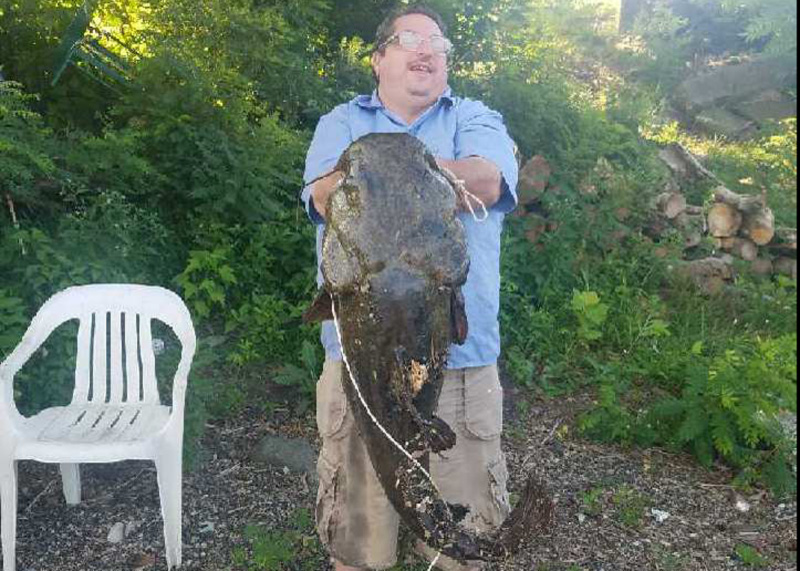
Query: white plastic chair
[[0, 284, 196, 571]]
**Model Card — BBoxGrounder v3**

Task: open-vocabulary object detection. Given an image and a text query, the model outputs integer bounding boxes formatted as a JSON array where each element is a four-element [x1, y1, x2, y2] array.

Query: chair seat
[[20, 404, 171, 448]]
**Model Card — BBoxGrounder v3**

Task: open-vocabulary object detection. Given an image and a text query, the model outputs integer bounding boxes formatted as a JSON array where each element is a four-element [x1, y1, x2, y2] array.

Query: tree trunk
[[774, 257, 798, 281], [658, 143, 724, 185], [729, 238, 759, 262], [676, 257, 735, 295], [751, 257, 774, 277], [676, 212, 706, 249], [524, 214, 549, 244], [741, 207, 776, 246], [653, 192, 688, 219], [708, 203, 743, 238], [518, 156, 552, 206], [767, 227, 798, 254], [713, 186, 767, 215]]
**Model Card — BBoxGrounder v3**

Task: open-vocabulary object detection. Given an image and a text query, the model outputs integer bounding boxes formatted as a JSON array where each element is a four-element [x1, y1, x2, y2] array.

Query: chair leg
[[155, 451, 183, 569], [59, 463, 81, 506], [1, 459, 18, 571]]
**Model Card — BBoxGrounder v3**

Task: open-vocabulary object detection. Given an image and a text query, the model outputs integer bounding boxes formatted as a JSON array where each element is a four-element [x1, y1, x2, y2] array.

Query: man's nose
[[415, 39, 436, 56]]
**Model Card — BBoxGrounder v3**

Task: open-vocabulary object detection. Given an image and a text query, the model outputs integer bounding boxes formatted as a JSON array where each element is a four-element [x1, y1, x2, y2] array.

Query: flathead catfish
[[305, 133, 553, 563]]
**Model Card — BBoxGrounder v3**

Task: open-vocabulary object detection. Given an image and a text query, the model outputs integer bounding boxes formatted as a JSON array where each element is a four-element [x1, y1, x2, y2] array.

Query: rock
[[734, 495, 752, 513], [199, 521, 215, 535], [107, 522, 126, 544], [518, 155, 552, 204], [675, 58, 796, 112], [694, 107, 757, 140], [252, 435, 318, 484], [651, 508, 671, 524], [733, 90, 797, 123]]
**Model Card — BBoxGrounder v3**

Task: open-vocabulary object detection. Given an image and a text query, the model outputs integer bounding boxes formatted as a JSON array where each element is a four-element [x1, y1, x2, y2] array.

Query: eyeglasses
[[380, 30, 453, 55]]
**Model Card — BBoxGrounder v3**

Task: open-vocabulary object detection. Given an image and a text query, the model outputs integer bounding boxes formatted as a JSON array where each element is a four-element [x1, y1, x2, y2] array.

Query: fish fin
[[303, 289, 334, 323], [451, 287, 469, 345], [427, 415, 457, 453]]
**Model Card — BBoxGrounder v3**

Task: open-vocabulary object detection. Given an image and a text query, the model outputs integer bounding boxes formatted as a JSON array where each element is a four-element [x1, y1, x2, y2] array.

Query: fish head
[[322, 132, 469, 294]]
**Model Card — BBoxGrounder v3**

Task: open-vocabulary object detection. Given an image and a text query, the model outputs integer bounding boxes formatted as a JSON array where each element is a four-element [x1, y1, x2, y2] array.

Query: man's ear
[[371, 52, 381, 81]]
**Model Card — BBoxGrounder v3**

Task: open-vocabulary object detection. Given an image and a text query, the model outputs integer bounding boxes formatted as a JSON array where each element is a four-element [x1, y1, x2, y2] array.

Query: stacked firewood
[[656, 143, 797, 282], [513, 144, 797, 293]]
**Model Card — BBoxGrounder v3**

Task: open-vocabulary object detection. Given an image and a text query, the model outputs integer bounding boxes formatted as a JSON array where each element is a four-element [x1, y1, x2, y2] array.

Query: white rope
[[460, 186, 489, 223], [438, 166, 489, 223], [331, 300, 444, 569], [427, 551, 442, 571]]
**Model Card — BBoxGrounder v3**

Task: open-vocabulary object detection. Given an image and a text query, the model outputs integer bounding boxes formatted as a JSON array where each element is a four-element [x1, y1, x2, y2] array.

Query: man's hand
[[436, 157, 503, 211], [311, 170, 344, 220]]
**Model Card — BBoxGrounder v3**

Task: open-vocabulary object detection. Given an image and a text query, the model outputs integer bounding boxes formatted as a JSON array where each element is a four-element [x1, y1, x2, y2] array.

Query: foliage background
[[0, 0, 796, 494]]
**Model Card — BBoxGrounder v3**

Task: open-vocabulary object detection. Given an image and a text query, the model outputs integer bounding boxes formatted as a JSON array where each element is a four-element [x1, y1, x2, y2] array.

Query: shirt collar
[[356, 88, 455, 110]]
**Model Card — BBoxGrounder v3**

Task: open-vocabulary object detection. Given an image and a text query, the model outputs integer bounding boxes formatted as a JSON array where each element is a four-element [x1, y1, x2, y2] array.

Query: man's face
[[372, 14, 449, 108]]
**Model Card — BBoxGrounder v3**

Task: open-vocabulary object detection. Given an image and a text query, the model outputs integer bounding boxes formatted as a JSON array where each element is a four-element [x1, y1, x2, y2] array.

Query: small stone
[[199, 521, 215, 535], [577, 513, 587, 524], [108, 522, 126, 544], [651, 508, 671, 524], [735, 495, 751, 513], [252, 435, 318, 485]]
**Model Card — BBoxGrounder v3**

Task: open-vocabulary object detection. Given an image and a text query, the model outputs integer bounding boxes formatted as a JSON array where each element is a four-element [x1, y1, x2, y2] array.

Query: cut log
[[767, 227, 798, 254], [653, 192, 688, 220], [751, 257, 774, 277], [714, 237, 737, 251], [524, 214, 550, 244], [708, 203, 743, 238], [518, 155, 552, 205], [658, 143, 724, 185], [774, 257, 798, 281], [676, 212, 707, 249], [713, 186, 767, 215], [729, 238, 759, 262], [675, 257, 735, 295], [741, 207, 776, 246]]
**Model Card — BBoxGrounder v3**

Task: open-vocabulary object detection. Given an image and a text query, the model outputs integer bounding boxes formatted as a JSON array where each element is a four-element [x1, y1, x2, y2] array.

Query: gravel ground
[[6, 388, 797, 571]]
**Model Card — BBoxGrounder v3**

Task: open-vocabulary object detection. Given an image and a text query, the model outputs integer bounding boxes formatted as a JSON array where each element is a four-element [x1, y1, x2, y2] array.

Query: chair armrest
[[0, 371, 23, 435], [164, 342, 196, 433], [1, 315, 59, 433]]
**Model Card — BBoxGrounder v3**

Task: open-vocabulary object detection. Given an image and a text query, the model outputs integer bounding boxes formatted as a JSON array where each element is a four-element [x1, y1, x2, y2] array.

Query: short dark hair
[[373, 3, 449, 56]]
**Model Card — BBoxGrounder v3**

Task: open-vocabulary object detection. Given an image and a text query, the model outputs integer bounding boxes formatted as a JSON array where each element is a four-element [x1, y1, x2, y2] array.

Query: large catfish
[[305, 133, 553, 563]]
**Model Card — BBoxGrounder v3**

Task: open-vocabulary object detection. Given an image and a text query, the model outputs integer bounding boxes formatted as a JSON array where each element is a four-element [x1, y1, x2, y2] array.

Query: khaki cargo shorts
[[315, 359, 511, 570]]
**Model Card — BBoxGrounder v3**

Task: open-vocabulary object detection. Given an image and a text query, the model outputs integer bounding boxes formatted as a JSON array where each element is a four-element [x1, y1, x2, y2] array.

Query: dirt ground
[[5, 387, 797, 571]]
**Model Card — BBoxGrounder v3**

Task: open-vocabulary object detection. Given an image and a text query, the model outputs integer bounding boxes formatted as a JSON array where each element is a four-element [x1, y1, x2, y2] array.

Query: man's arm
[[451, 100, 519, 214], [302, 105, 352, 224], [437, 156, 503, 210], [310, 170, 344, 220]]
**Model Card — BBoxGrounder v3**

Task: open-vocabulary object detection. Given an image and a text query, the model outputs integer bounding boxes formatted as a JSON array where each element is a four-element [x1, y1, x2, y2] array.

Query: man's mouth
[[409, 63, 433, 74]]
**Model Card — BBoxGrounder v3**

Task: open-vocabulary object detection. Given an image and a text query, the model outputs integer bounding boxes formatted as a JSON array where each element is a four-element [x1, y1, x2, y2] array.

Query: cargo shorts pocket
[[315, 452, 340, 547], [316, 360, 349, 440], [464, 366, 504, 441]]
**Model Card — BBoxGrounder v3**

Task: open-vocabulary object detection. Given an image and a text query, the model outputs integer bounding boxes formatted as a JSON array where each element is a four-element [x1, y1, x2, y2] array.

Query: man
[[301, 4, 518, 570]]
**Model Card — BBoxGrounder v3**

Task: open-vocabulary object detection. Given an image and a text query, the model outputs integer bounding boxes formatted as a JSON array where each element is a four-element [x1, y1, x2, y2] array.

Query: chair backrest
[[7, 285, 196, 407]]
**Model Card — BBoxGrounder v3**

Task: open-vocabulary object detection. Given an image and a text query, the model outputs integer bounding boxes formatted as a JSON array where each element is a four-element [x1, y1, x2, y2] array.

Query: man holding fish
[[302, 3, 520, 570]]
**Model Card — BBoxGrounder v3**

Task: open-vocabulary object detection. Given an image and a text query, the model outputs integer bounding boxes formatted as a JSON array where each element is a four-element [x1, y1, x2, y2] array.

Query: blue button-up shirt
[[301, 89, 518, 369]]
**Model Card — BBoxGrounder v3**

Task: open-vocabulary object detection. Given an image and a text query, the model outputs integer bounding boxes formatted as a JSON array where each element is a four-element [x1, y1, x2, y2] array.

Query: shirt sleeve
[[454, 99, 519, 214], [301, 104, 353, 225]]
